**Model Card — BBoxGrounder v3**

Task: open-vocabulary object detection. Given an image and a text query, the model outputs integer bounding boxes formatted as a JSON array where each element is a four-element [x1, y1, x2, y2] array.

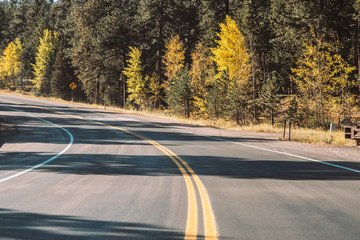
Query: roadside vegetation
[[0, 1, 359, 147]]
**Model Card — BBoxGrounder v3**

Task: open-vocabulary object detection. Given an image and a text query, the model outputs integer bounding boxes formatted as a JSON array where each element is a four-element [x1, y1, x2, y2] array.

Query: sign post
[[344, 121, 360, 146], [69, 82, 77, 102]]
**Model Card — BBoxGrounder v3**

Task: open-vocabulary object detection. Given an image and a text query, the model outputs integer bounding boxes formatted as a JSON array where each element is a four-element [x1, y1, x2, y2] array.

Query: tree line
[[0, 0, 360, 128]]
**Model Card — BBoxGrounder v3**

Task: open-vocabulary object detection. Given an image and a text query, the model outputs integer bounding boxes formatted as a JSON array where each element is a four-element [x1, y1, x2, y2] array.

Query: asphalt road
[[0, 94, 359, 240]]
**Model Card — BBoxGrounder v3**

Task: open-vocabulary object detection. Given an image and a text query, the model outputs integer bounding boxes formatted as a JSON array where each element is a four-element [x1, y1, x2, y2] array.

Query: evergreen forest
[[1, 0, 360, 128]]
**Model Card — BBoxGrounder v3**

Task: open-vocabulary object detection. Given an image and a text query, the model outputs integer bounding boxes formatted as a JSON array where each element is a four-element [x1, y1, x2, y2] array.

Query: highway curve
[[0, 94, 359, 240]]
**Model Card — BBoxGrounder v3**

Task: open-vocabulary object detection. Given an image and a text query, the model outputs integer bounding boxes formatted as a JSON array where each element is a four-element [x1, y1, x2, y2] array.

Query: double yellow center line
[[7, 99, 218, 240]]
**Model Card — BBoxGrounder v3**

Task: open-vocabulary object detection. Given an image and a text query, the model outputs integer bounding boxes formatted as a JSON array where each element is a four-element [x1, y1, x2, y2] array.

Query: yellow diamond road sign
[[69, 82, 77, 90]]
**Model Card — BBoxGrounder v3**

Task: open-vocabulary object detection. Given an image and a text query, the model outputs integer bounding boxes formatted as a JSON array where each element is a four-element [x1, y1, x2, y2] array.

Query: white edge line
[[145, 121, 360, 174], [7, 98, 357, 175], [208, 135, 360, 173], [0, 106, 74, 183]]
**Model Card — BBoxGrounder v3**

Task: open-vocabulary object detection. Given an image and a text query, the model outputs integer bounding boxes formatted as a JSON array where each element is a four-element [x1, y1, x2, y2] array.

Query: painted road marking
[[0, 105, 74, 183], [59, 112, 218, 240], [175, 128, 360, 174], [152, 142, 217, 239], [140, 119, 360, 174], [0, 98, 218, 240], [55, 113, 218, 240], [140, 139, 198, 240]]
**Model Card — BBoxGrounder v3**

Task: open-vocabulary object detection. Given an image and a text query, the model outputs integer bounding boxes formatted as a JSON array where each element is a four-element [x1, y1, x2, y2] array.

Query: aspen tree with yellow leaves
[[163, 35, 193, 117], [123, 47, 148, 109], [148, 72, 163, 109], [163, 35, 185, 90], [0, 38, 23, 88], [33, 29, 59, 96], [292, 32, 356, 128], [190, 42, 216, 117], [211, 15, 252, 124]]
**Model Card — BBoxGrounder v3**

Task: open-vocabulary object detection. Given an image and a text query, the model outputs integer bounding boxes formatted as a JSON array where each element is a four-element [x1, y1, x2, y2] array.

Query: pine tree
[[0, 2, 11, 50], [9, 0, 29, 40], [50, 43, 76, 100], [22, 0, 52, 80], [70, 0, 134, 105], [259, 71, 280, 125], [172, 0, 200, 62], [166, 66, 193, 118], [288, 97, 298, 125], [137, 0, 174, 80], [198, 0, 230, 47], [355, 0, 360, 90]]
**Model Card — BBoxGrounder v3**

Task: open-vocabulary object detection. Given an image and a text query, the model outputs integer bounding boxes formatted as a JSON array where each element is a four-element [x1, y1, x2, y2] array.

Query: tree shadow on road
[[1, 151, 360, 180], [181, 155, 360, 180], [1, 102, 360, 181], [0, 208, 186, 240], [0, 103, 279, 145]]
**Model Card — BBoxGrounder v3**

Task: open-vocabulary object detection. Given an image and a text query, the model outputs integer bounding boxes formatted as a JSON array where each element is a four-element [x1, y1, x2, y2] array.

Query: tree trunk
[[225, 0, 229, 15], [320, 88, 325, 127], [358, 18, 360, 91], [123, 75, 126, 108], [250, 34, 256, 122], [184, 99, 187, 118], [118, 78, 122, 107], [156, 0, 164, 79], [94, 78, 100, 105], [236, 108, 240, 125]]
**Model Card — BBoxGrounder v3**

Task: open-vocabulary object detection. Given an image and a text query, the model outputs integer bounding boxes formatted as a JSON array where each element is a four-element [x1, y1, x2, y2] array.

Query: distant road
[[0, 94, 359, 240]]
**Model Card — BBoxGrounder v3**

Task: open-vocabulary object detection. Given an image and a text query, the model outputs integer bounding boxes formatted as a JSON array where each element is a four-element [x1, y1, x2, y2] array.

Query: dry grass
[[288, 128, 356, 146], [0, 90, 356, 147], [230, 123, 284, 134], [200, 120, 356, 147]]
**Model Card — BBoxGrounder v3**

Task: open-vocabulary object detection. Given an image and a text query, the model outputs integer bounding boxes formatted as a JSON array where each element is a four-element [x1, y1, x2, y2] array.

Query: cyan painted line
[[0, 105, 74, 183]]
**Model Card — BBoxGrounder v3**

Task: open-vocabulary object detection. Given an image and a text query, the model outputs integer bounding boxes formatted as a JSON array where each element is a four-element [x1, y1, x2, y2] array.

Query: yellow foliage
[[163, 35, 185, 89], [210, 15, 252, 122], [190, 42, 215, 116], [211, 15, 251, 87], [0, 38, 23, 87], [292, 31, 356, 124], [123, 46, 147, 108], [148, 71, 162, 108], [0, 56, 4, 80], [32, 29, 59, 89]]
